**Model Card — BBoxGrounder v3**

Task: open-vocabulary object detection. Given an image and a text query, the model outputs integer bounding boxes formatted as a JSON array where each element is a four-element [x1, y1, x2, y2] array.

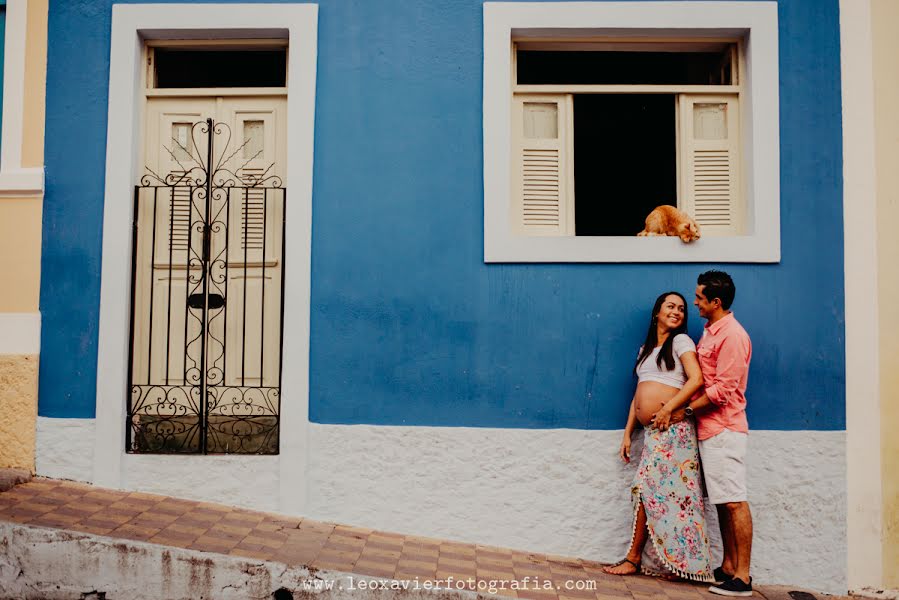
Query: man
[[683, 270, 754, 597]]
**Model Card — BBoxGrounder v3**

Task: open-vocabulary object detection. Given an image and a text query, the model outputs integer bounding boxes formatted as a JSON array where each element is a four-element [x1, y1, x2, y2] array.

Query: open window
[[510, 41, 743, 237], [483, 2, 780, 263], [148, 44, 288, 89]]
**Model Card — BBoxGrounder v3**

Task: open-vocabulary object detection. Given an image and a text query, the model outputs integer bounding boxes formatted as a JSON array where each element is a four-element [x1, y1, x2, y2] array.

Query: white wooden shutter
[[678, 95, 742, 235], [512, 94, 574, 236]]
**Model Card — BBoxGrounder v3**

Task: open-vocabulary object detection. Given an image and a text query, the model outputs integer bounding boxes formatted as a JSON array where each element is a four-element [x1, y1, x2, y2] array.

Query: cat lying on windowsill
[[637, 205, 701, 243]]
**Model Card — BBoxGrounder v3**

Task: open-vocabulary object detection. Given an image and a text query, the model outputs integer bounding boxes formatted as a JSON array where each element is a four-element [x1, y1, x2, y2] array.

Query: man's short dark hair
[[697, 270, 736, 310]]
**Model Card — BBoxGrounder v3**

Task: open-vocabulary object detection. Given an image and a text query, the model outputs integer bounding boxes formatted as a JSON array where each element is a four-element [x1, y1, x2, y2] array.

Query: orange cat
[[637, 205, 701, 243]]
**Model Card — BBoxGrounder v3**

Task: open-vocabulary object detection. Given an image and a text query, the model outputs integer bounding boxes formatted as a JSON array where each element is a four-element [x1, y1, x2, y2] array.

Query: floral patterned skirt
[[631, 420, 714, 582]]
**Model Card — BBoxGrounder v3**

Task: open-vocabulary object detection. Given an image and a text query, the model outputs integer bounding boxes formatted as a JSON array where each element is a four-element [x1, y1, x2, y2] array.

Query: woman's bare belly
[[634, 381, 681, 426]]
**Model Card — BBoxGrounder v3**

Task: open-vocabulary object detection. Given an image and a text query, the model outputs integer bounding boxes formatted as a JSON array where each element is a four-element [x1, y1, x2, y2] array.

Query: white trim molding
[[839, 0, 883, 592], [483, 1, 780, 263], [0, 168, 45, 197], [94, 3, 318, 516], [0, 0, 44, 197], [0, 312, 41, 355]]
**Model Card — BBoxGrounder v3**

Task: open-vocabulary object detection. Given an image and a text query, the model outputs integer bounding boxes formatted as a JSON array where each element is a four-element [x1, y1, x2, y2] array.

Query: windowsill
[[485, 233, 780, 263], [0, 167, 44, 197]]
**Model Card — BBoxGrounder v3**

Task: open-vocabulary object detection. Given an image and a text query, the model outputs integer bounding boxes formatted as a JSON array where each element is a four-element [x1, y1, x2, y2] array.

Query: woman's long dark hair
[[634, 291, 689, 374]]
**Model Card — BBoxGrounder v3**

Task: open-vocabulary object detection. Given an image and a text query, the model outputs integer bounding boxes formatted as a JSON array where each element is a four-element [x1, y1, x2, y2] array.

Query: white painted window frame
[[483, 1, 780, 263], [0, 0, 44, 197], [94, 3, 317, 515]]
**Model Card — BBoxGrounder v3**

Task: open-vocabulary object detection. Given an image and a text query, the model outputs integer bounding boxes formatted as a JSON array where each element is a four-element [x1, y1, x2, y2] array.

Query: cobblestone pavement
[[0, 477, 846, 600]]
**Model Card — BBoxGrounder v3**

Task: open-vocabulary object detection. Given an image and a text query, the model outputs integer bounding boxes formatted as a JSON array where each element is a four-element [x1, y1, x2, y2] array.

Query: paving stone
[[354, 559, 397, 578], [4, 476, 826, 600]]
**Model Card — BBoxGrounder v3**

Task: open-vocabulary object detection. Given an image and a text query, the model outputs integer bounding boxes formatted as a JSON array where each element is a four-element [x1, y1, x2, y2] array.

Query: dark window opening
[[154, 48, 287, 88], [573, 95, 677, 236], [518, 50, 731, 85]]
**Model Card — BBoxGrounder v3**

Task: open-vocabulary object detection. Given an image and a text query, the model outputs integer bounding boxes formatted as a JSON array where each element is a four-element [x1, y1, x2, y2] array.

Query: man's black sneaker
[[709, 576, 752, 597], [712, 567, 733, 584]]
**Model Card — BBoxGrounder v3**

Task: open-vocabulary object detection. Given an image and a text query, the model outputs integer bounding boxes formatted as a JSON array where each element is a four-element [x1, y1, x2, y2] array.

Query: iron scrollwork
[[127, 118, 286, 455]]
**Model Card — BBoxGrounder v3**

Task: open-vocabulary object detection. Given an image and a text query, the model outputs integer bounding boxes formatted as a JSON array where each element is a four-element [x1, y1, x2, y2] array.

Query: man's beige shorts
[[699, 428, 748, 505]]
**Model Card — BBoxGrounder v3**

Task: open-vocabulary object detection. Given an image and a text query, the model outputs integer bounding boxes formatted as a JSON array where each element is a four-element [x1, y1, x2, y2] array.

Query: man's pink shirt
[[695, 312, 752, 441]]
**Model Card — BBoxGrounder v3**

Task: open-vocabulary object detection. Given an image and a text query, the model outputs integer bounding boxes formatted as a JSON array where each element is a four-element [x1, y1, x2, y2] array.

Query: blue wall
[[39, 0, 845, 430]]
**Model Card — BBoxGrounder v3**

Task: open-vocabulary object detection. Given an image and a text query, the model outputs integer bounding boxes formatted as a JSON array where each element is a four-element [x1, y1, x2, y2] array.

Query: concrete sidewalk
[[0, 476, 848, 600]]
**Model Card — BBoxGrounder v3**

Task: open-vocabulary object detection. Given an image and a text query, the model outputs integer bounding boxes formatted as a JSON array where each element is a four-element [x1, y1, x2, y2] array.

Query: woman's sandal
[[602, 558, 641, 575]]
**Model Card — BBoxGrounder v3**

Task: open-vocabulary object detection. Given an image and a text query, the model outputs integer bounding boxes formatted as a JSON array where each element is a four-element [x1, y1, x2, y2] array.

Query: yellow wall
[[22, 0, 48, 169], [0, 0, 48, 313], [0, 197, 43, 313], [0, 0, 48, 471], [871, 0, 899, 586], [0, 356, 38, 470]]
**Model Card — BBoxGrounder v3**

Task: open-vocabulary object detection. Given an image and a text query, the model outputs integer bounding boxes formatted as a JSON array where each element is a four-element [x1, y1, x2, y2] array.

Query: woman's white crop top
[[635, 333, 696, 389]]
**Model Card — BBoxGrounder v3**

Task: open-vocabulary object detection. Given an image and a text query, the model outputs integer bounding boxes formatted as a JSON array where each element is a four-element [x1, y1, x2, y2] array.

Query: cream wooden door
[[215, 98, 287, 390], [129, 95, 287, 454], [134, 98, 215, 389]]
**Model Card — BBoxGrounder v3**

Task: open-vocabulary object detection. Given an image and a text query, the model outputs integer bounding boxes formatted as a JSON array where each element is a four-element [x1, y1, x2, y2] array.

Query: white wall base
[[34, 418, 846, 594], [122, 454, 280, 513], [36, 416, 282, 512], [35, 417, 95, 482], [307, 426, 845, 594]]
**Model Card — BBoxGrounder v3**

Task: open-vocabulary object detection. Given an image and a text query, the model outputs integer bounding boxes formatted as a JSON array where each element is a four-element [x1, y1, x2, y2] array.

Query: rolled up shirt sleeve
[[704, 337, 750, 407]]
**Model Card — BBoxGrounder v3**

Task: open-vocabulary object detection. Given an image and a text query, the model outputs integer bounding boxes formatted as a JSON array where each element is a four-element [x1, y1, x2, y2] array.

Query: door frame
[[94, 4, 317, 515]]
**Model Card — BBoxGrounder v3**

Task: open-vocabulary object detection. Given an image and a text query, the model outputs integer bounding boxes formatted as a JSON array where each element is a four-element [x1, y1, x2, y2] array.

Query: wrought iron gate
[[127, 119, 286, 454]]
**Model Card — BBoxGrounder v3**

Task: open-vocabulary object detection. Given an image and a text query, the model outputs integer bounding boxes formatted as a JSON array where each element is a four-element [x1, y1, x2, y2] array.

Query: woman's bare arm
[[624, 396, 639, 436], [619, 396, 639, 462]]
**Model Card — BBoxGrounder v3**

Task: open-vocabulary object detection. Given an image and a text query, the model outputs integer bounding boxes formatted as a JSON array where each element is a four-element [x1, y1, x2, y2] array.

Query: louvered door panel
[[168, 171, 194, 253], [678, 95, 742, 235], [239, 168, 266, 252], [513, 94, 574, 236]]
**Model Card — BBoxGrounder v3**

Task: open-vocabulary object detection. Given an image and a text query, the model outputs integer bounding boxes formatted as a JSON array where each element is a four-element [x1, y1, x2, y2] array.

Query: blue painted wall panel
[[39, 0, 845, 430]]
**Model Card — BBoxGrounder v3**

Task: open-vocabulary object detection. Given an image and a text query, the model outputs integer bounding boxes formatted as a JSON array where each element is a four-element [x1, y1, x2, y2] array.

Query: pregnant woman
[[602, 292, 714, 582]]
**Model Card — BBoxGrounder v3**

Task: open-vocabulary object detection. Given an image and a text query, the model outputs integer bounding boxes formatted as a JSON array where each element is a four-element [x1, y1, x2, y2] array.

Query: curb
[[0, 522, 487, 600], [754, 584, 860, 600]]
